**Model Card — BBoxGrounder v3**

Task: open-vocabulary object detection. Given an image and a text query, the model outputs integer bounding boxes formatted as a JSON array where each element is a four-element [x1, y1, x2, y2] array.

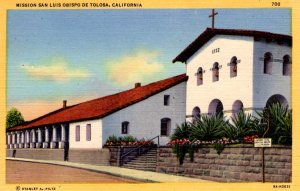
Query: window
[[197, 67, 203, 85], [164, 95, 170, 106], [264, 52, 273, 74], [230, 56, 237, 77], [161, 118, 171, 136], [212, 62, 219, 82], [283, 55, 291, 76], [86, 124, 91, 141], [75, 125, 80, 141], [121, 121, 129, 134]]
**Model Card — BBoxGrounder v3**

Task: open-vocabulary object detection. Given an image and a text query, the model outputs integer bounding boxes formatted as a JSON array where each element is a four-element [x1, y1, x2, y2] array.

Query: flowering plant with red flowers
[[243, 135, 259, 143]]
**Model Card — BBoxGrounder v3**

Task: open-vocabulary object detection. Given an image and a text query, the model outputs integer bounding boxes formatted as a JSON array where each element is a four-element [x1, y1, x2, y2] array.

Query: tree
[[6, 107, 25, 129]]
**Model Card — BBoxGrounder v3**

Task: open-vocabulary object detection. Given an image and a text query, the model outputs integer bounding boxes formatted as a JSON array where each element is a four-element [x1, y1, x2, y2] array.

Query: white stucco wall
[[252, 40, 291, 108], [186, 35, 254, 119], [69, 119, 102, 149], [101, 82, 186, 146]]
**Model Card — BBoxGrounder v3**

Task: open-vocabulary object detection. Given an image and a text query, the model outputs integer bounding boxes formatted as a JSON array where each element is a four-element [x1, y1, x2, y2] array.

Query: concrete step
[[123, 166, 156, 172], [121, 147, 157, 171], [123, 162, 156, 167], [124, 158, 157, 163], [133, 155, 157, 159], [124, 161, 156, 166], [130, 159, 156, 163], [123, 164, 156, 169]]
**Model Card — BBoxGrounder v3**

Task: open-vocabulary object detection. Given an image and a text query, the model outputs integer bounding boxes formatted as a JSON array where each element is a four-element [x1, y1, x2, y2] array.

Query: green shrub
[[120, 135, 137, 143], [190, 114, 227, 141], [222, 111, 258, 141], [107, 135, 118, 144], [255, 103, 292, 145], [213, 143, 225, 155], [171, 122, 191, 140], [276, 108, 292, 145]]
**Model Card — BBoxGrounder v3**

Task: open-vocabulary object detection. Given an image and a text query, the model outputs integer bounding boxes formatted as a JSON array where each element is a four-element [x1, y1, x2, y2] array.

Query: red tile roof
[[173, 28, 292, 63], [8, 74, 188, 131]]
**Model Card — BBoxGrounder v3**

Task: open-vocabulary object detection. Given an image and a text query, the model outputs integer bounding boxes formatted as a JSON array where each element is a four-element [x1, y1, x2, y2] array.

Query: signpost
[[254, 136, 272, 183], [254, 138, 272, 147]]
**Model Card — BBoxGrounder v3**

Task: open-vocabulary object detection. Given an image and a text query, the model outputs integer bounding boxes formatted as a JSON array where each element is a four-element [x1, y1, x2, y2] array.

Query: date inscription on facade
[[212, 48, 220, 54]]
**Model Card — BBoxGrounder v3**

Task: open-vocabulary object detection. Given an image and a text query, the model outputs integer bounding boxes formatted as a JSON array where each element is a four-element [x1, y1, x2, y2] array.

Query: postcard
[[0, 0, 299, 191]]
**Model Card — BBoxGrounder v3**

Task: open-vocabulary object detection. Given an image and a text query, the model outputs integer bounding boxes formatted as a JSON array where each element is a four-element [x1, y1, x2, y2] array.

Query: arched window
[[161, 118, 171, 136], [283, 55, 291, 76], [230, 56, 237, 77], [121, 121, 129, 134], [264, 52, 273, 74], [192, 107, 201, 123], [232, 100, 244, 115], [208, 99, 224, 116], [212, 62, 219, 82], [197, 67, 203, 85]]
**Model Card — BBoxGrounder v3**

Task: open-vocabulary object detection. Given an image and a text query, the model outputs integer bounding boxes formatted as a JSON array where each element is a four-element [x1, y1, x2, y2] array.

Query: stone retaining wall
[[68, 149, 110, 165], [6, 149, 64, 161], [6, 148, 110, 165], [156, 146, 291, 182]]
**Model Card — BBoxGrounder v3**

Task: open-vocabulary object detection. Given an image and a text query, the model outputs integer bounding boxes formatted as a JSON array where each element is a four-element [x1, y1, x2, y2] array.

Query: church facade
[[6, 28, 291, 158], [173, 28, 291, 121]]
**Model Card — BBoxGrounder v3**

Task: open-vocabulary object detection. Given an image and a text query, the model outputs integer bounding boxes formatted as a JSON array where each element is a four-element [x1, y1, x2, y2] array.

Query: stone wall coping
[[69, 148, 109, 151], [104, 145, 157, 149], [158, 144, 291, 149]]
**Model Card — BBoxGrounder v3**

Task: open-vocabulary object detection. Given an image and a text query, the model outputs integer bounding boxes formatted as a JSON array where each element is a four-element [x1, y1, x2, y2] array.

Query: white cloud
[[106, 49, 165, 86], [22, 57, 90, 81]]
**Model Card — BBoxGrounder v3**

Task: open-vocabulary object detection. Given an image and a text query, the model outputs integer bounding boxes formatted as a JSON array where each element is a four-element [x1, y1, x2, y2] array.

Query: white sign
[[254, 138, 272, 147]]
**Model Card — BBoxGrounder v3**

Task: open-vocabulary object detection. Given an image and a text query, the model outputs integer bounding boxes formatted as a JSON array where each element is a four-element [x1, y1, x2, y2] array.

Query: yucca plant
[[120, 135, 137, 143], [222, 111, 258, 141], [276, 109, 292, 145], [256, 103, 292, 145], [171, 122, 192, 140], [107, 135, 118, 143], [170, 122, 193, 164], [190, 114, 227, 141]]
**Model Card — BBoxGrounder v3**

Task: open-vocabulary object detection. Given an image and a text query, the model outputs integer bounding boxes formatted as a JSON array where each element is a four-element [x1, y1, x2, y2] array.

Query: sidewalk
[[6, 157, 210, 183]]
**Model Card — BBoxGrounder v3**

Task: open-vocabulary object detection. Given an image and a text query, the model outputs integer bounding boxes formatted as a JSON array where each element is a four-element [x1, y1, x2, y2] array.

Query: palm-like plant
[[190, 114, 227, 141], [222, 111, 258, 141], [170, 122, 192, 164], [256, 103, 292, 145], [171, 122, 191, 140], [276, 108, 292, 145]]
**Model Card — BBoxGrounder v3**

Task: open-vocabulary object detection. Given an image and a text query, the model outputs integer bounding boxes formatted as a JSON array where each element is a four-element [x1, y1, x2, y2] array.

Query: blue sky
[[7, 9, 291, 120]]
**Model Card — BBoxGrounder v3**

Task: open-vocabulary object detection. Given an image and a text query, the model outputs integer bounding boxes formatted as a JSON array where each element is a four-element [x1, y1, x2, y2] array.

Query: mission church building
[[6, 27, 291, 163], [173, 28, 291, 121]]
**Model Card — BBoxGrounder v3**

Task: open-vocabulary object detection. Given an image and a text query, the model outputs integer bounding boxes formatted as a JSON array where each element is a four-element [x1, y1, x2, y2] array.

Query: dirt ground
[[6, 160, 140, 184]]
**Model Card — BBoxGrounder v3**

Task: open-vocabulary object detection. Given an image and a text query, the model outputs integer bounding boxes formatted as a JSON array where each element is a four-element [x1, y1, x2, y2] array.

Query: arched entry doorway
[[266, 94, 289, 108], [232, 100, 244, 114], [192, 107, 201, 123], [208, 99, 224, 116]]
